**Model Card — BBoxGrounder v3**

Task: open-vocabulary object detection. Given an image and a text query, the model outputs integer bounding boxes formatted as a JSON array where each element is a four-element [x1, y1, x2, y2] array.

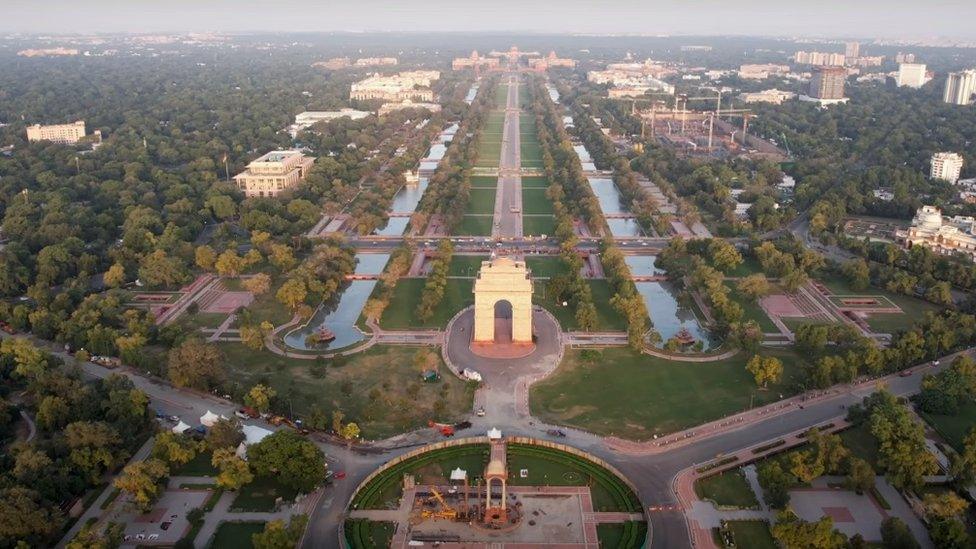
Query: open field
[[465, 188, 497, 215], [727, 521, 777, 549], [525, 256, 570, 279], [469, 176, 497, 189], [381, 278, 473, 329], [816, 273, 941, 333], [531, 347, 806, 439], [211, 521, 265, 549], [218, 343, 474, 439], [838, 422, 881, 469], [729, 288, 778, 333], [519, 117, 544, 169], [457, 215, 493, 236], [522, 187, 555, 215], [345, 520, 395, 549], [522, 215, 555, 236], [231, 476, 298, 512], [694, 468, 759, 508], [448, 255, 487, 277], [921, 400, 976, 452], [521, 176, 550, 188]]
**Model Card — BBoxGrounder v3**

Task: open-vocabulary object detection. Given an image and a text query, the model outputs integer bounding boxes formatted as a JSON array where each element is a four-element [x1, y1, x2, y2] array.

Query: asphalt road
[[493, 73, 524, 239]]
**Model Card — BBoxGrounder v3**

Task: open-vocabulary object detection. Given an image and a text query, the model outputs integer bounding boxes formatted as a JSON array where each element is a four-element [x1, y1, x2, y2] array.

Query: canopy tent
[[450, 468, 468, 481], [172, 421, 191, 434], [236, 424, 274, 458], [487, 427, 502, 440], [199, 410, 226, 427]]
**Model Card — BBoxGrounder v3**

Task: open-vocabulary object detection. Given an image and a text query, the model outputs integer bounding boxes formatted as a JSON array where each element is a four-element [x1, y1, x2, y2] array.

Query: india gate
[[472, 256, 533, 344]]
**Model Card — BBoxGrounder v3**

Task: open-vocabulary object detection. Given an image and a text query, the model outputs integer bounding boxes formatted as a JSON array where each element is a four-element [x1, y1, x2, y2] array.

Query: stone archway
[[493, 300, 514, 343], [473, 257, 533, 345]]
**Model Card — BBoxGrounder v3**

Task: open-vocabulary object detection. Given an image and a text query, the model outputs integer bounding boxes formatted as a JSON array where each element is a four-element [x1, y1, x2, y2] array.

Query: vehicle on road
[[476, 407, 486, 417]]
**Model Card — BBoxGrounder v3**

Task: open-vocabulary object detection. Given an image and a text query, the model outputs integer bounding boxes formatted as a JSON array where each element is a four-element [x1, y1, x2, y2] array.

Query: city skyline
[[3, 0, 976, 40]]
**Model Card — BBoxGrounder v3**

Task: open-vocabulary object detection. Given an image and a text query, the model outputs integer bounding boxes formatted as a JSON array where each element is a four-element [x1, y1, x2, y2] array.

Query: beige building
[[793, 51, 846, 66], [26, 120, 89, 144], [944, 70, 976, 106], [845, 42, 860, 59], [313, 57, 351, 70], [528, 51, 577, 70], [930, 152, 964, 184], [473, 257, 533, 345], [738, 64, 791, 79], [354, 57, 397, 67], [17, 47, 79, 57], [897, 63, 929, 88], [452, 50, 500, 71], [233, 150, 315, 198], [896, 205, 976, 260], [287, 109, 372, 137], [378, 100, 442, 115], [350, 71, 439, 102]]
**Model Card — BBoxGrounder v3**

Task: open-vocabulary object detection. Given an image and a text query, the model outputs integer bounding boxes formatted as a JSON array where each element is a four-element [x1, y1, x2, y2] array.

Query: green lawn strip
[[530, 347, 806, 440], [381, 278, 473, 329], [178, 312, 228, 331], [816, 273, 942, 329], [457, 215, 493, 236], [725, 257, 765, 278], [470, 176, 498, 189], [172, 451, 217, 476], [230, 476, 299, 512], [211, 521, 266, 549], [448, 255, 488, 277], [728, 288, 778, 333], [521, 176, 550, 188], [465, 188, 497, 215], [525, 256, 571, 279], [596, 524, 625, 548], [352, 444, 489, 509], [218, 343, 473, 440], [727, 520, 777, 549], [494, 84, 508, 108], [344, 519, 395, 549], [694, 469, 759, 508], [521, 188, 555, 215], [522, 215, 555, 237], [920, 400, 976, 452]]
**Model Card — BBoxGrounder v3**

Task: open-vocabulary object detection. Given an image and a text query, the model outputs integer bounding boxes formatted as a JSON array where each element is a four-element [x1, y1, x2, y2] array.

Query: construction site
[[628, 92, 789, 161], [346, 435, 646, 548]]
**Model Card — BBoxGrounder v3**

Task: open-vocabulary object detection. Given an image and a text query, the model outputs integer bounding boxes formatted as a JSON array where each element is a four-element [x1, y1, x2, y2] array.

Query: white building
[[930, 152, 964, 184], [896, 206, 976, 260], [738, 89, 796, 105], [26, 120, 90, 144], [793, 51, 846, 66], [738, 64, 791, 79], [233, 150, 315, 198], [897, 63, 929, 88], [287, 109, 372, 137], [944, 69, 976, 106], [350, 71, 439, 102], [378, 100, 442, 115]]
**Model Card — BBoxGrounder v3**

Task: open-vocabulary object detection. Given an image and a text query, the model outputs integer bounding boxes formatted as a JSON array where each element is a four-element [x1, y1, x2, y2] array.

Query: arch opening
[[493, 299, 513, 343]]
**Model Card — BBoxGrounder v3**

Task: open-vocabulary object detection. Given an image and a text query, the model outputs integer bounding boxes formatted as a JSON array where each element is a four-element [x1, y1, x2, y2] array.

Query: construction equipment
[[420, 487, 458, 520], [428, 420, 455, 437]]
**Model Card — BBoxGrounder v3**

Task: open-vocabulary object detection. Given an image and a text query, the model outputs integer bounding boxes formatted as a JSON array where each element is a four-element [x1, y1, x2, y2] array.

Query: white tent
[[487, 427, 502, 440], [171, 421, 191, 434], [450, 468, 467, 481], [199, 410, 224, 427], [236, 424, 274, 458]]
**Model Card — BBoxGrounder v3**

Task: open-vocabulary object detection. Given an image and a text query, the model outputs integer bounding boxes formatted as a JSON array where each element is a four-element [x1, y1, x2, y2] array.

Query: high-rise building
[[897, 63, 929, 88], [793, 51, 845, 66], [895, 52, 916, 64], [809, 66, 847, 99], [26, 120, 88, 144], [845, 42, 860, 59], [944, 70, 976, 106], [930, 152, 964, 184]]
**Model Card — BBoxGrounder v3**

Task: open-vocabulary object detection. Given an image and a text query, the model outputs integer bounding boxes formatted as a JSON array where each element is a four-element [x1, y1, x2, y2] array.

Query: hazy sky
[[4, 0, 975, 39]]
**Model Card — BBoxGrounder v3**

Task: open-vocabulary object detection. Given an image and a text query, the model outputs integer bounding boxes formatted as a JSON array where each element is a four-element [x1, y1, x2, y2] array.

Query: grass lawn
[[839, 422, 881, 469], [448, 255, 487, 277], [171, 451, 217, 476], [694, 469, 758, 508], [521, 176, 550, 188], [526, 256, 570, 279], [345, 520, 395, 549], [218, 344, 474, 439], [231, 476, 298, 511], [817, 273, 942, 333], [520, 141, 544, 169], [457, 215, 493, 236], [726, 257, 765, 278], [211, 521, 265, 549], [177, 312, 227, 331], [727, 521, 777, 549], [534, 280, 629, 332], [920, 400, 976, 452], [522, 215, 555, 237], [729, 288, 778, 333], [470, 176, 497, 189], [521, 188, 555, 215], [381, 278, 473, 329], [531, 347, 806, 439], [465, 188, 497, 215], [494, 84, 508, 109]]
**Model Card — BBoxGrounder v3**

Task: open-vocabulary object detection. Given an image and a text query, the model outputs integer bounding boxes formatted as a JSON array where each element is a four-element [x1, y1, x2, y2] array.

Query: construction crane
[[421, 487, 459, 520]]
